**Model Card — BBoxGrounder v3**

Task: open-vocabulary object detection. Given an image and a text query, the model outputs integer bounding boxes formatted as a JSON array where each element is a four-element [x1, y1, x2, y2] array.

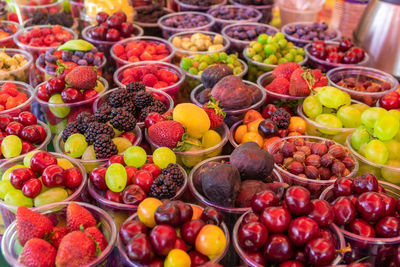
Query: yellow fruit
[[234, 125, 248, 143], [241, 132, 264, 148], [195, 225, 226, 259], [137, 198, 162, 228], [164, 249, 191, 267], [57, 158, 74, 170], [173, 103, 211, 139]]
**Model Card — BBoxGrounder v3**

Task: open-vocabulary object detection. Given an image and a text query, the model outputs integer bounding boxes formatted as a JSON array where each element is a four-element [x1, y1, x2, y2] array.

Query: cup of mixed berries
[[0, 20, 21, 48], [9, 0, 64, 22], [1, 201, 117, 267]]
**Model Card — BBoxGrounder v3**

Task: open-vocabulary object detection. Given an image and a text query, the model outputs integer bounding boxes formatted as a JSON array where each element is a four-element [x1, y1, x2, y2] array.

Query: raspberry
[[123, 68, 141, 81], [142, 74, 158, 87], [154, 81, 168, 89], [159, 69, 177, 83], [113, 44, 125, 56]]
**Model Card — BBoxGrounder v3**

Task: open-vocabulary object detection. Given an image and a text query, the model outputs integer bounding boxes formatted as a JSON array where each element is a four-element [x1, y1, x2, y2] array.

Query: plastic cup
[[11, 0, 64, 22], [68, 0, 83, 19], [268, 135, 359, 198], [111, 36, 176, 68], [157, 11, 216, 39], [320, 181, 400, 266], [0, 81, 34, 117], [221, 22, 278, 54], [191, 80, 266, 127], [23, 17, 79, 35], [327, 66, 399, 106], [145, 123, 229, 169], [87, 164, 187, 230], [116, 204, 230, 266], [304, 42, 370, 73], [346, 134, 400, 185], [188, 155, 283, 214], [297, 101, 362, 145], [54, 124, 143, 173], [13, 25, 77, 60], [175, 0, 227, 12], [0, 21, 22, 48], [0, 49, 33, 84], [278, 0, 324, 27], [230, 0, 274, 24], [133, 7, 174, 36], [0, 152, 87, 227], [282, 21, 341, 48], [114, 61, 185, 103], [228, 120, 242, 148], [1, 201, 116, 267], [207, 5, 262, 33], [34, 77, 109, 136], [233, 210, 345, 267]]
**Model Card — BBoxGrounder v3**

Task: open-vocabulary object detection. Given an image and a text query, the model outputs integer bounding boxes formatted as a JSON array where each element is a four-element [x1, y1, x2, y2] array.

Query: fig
[[247, 84, 262, 104], [211, 75, 252, 109], [193, 161, 221, 194], [201, 64, 233, 89], [197, 88, 212, 104], [201, 163, 241, 207], [231, 142, 274, 181], [236, 180, 274, 207]]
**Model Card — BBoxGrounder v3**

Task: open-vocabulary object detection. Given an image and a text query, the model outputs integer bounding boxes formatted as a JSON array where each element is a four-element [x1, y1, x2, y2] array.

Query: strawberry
[[66, 203, 96, 232], [49, 226, 68, 249], [272, 62, 300, 80], [312, 69, 328, 88], [18, 238, 57, 267], [84, 226, 108, 252], [55, 231, 96, 267], [265, 77, 290, 95], [148, 120, 185, 148], [16, 206, 53, 246], [65, 66, 97, 90], [202, 98, 226, 129], [289, 68, 313, 97]]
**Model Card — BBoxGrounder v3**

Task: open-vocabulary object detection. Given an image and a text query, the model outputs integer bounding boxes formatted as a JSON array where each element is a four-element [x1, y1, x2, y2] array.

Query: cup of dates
[[174, 0, 227, 12]]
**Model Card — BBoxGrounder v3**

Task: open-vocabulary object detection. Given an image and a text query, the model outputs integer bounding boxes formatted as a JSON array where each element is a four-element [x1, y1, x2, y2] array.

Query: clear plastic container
[[0, 81, 34, 117], [54, 125, 143, 173], [221, 22, 278, 54], [233, 210, 345, 267], [346, 134, 400, 185], [13, 25, 77, 59], [230, 0, 274, 24], [207, 5, 262, 32], [297, 101, 361, 145], [145, 123, 229, 169], [1, 201, 116, 267], [327, 66, 399, 106], [23, 17, 79, 35], [305, 42, 370, 73], [34, 77, 109, 135], [0, 21, 22, 48], [190, 80, 266, 127], [157, 11, 216, 39], [0, 152, 87, 227], [133, 7, 174, 36], [114, 61, 185, 103], [12, 0, 64, 22], [87, 164, 187, 230], [268, 136, 359, 198], [282, 22, 341, 48], [116, 204, 230, 266], [0, 50, 33, 84], [175, 0, 227, 12], [320, 181, 400, 266], [111, 36, 176, 68], [228, 120, 242, 148], [278, 0, 324, 27], [69, 0, 83, 19], [168, 30, 230, 64], [188, 155, 283, 214]]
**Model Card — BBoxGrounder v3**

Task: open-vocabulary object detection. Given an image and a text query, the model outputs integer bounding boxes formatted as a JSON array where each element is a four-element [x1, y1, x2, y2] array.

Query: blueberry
[[247, 29, 257, 39], [74, 51, 84, 58], [90, 47, 98, 53], [38, 54, 45, 66], [71, 55, 80, 63], [83, 52, 94, 64], [61, 51, 71, 61], [45, 54, 58, 63], [45, 64, 56, 73], [93, 56, 102, 66], [77, 59, 88, 66]]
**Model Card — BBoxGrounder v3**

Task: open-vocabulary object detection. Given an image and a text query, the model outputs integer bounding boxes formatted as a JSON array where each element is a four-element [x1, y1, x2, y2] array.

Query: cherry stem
[[336, 244, 352, 254]]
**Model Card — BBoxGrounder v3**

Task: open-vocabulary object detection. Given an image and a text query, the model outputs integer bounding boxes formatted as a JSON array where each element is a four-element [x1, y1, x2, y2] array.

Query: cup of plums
[[230, 0, 274, 23], [320, 173, 400, 266], [174, 0, 227, 12], [268, 136, 359, 198], [0, 151, 87, 227]]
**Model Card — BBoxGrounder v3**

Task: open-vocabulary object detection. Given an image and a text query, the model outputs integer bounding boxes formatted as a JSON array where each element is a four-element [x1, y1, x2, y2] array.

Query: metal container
[[354, 0, 400, 79]]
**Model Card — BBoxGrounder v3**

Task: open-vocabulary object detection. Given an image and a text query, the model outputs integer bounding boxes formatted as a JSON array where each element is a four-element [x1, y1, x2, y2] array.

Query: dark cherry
[[31, 124, 46, 143], [356, 192, 385, 222], [238, 221, 268, 251], [6, 121, 24, 136], [106, 28, 120, 41], [149, 224, 176, 256], [64, 167, 83, 189], [107, 15, 123, 29], [288, 217, 320, 247], [258, 119, 278, 138], [89, 26, 107, 40], [308, 199, 334, 227], [284, 186, 312, 216], [114, 11, 127, 22], [122, 185, 146, 205], [22, 178, 42, 198], [89, 166, 107, 190], [20, 125, 41, 143], [120, 220, 147, 245], [105, 190, 123, 203], [125, 166, 137, 185], [141, 163, 161, 178], [46, 78, 65, 95], [120, 22, 134, 37], [173, 237, 187, 251], [310, 45, 327, 59], [332, 196, 356, 225], [348, 263, 372, 267], [181, 219, 205, 245], [305, 237, 336, 266], [144, 112, 166, 129], [261, 206, 292, 234], [154, 202, 181, 227], [146, 258, 163, 267], [348, 218, 376, 237], [246, 252, 265, 265], [375, 216, 400, 238], [319, 228, 335, 242], [10, 167, 36, 189], [107, 155, 125, 166], [352, 173, 378, 194], [18, 112, 37, 126], [61, 88, 83, 103], [294, 250, 307, 263], [263, 234, 293, 263], [339, 38, 353, 52], [380, 193, 397, 216], [189, 251, 209, 267], [326, 53, 341, 63], [41, 165, 66, 187], [281, 142, 296, 157], [395, 246, 400, 267], [333, 177, 353, 197], [201, 206, 223, 226], [0, 114, 13, 130], [342, 51, 358, 64], [279, 261, 305, 267], [251, 190, 279, 214], [126, 233, 154, 264], [96, 11, 109, 24], [173, 200, 193, 225], [243, 212, 259, 224], [350, 47, 365, 61], [30, 151, 57, 174], [134, 170, 154, 194]]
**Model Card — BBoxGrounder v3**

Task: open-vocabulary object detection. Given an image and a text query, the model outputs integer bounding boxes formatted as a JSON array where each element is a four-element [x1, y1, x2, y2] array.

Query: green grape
[[257, 34, 269, 44], [351, 126, 371, 150], [252, 55, 263, 62], [315, 114, 342, 135], [34, 187, 68, 207], [278, 39, 287, 49], [198, 62, 208, 71], [188, 68, 198, 75], [268, 55, 278, 64], [57, 158, 74, 170], [337, 106, 362, 128], [361, 107, 387, 128], [49, 119, 67, 134], [211, 52, 219, 62], [181, 57, 192, 69], [351, 103, 369, 114], [389, 109, 400, 121], [105, 163, 127, 193], [0, 180, 14, 199], [359, 143, 367, 156], [264, 44, 277, 55], [286, 42, 294, 49], [5, 190, 33, 207], [112, 137, 132, 154], [365, 140, 389, 164], [384, 140, 400, 160], [181, 145, 203, 168], [341, 91, 351, 106], [303, 96, 322, 119], [294, 55, 304, 63], [296, 48, 305, 56], [233, 67, 243, 75], [275, 32, 285, 40], [284, 53, 294, 62], [278, 58, 288, 64], [124, 146, 147, 168], [23, 150, 40, 168], [1, 135, 22, 159], [1, 164, 25, 181], [64, 133, 88, 158], [253, 43, 263, 53], [49, 94, 70, 119], [219, 52, 228, 61], [323, 107, 335, 114], [381, 160, 400, 184], [374, 114, 400, 141], [193, 54, 201, 61], [153, 147, 176, 169], [317, 86, 348, 109]]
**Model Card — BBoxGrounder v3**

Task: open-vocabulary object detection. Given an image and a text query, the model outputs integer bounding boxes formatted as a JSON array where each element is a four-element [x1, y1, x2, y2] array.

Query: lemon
[[173, 103, 210, 139]]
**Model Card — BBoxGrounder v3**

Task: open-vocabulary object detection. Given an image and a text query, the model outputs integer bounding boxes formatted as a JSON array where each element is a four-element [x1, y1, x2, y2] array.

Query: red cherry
[[46, 78, 65, 95], [10, 167, 36, 189], [263, 234, 293, 263], [284, 186, 312, 216], [288, 217, 320, 247], [375, 216, 400, 238], [348, 218, 375, 237], [173, 237, 187, 251], [89, 166, 107, 190], [108, 155, 125, 166], [37, 84, 50, 101], [379, 91, 400, 110], [22, 178, 42, 198], [125, 166, 138, 185], [149, 224, 176, 256], [64, 167, 83, 189], [42, 165, 66, 187], [332, 196, 356, 225], [141, 163, 161, 178], [134, 170, 154, 193], [61, 88, 83, 103], [308, 199, 334, 227], [6, 121, 24, 136], [30, 151, 57, 174], [120, 131, 137, 144], [31, 124, 47, 143], [251, 190, 279, 214], [181, 219, 205, 245], [120, 220, 147, 245], [83, 89, 98, 100], [105, 190, 123, 203], [356, 192, 385, 222], [238, 222, 268, 251], [189, 251, 209, 266], [18, 112, 37, 126], [144, 112, 166, 128], [261, 206, 292, 234], [0, 115, 13, 130], [20, 126, 41, 143], [21, 141, 35, 154], [304, 237, 336, 266]]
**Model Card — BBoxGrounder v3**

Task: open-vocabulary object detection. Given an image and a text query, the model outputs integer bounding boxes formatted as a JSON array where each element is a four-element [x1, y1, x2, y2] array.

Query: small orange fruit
[[263, 136, 281, 151], [191, 205, 203, 220], [288, 116, 306, 134], [247, 118, 264, 133], [234, 124, 248, 144], [243, 110, 263, 125], [241, 132, 264, 147], [195, 225, 226, 259]]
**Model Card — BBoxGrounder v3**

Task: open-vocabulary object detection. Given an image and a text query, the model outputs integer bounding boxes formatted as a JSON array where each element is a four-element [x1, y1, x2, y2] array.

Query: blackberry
[[94, 104, 112, 123], [108, 88, 129, 108], [138, 102, 167, 121], [76, 112, 96, 132], [122, 101, 136, 115], [270, 108, 291, 129], [84, 122, 115, 144], [134, 91, 153, 110], [93, 134, 118, 159], [62, 122, 81, 142], [151, 98, 167, 112], [149, 175, 179, 199], [110, 109, 137, 131], [126, 82, 146, 94], [162, 164, 184, 186]]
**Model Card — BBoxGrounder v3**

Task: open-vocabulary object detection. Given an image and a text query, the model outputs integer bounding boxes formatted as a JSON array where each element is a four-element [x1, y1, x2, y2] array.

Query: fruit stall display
[[0, 1, 399, 267]]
